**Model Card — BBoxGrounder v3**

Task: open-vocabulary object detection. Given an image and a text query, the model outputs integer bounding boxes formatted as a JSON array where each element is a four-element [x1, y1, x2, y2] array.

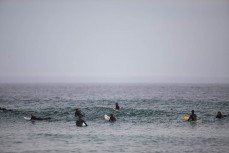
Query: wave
[[1, 101, 228, 125], [0, 106, 191, 124]]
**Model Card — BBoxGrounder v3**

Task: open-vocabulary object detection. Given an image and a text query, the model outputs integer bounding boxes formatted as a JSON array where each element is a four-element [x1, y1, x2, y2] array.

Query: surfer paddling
[[216, 111, 227, 119], [0, 107, 12, 111], [30, 112, 51, 121]]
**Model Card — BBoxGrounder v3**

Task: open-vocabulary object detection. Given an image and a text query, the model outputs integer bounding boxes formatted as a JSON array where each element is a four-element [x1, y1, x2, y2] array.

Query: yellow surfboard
[[184, 115, 189, 121]]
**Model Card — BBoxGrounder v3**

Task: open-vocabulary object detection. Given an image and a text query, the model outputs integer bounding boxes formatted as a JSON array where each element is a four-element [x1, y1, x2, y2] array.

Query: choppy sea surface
[[0, 83, 229, 153]]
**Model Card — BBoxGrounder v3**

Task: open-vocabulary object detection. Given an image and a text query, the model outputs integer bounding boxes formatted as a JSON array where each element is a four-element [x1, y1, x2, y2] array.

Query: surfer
[[0, 107, 12, 111], [76, 117, 88, 127], [188, 110, 197, 121], [115, 103, 120, 110], [216, 111, 227, 119], [31, 113, 51, 120], [75, 108, 84, 118], [31, 113, 41, 120], [109, 114, 116, 122]]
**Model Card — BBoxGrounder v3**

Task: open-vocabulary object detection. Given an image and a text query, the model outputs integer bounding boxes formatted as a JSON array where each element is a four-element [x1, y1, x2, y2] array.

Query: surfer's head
[[191, 110, 195, 114]]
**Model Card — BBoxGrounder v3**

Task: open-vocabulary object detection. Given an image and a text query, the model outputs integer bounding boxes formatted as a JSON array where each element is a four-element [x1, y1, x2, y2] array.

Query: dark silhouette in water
[[115, 103, 120, 110], [75, 108, 84, 118], [31, 113, 51, 121], [76, 118, 88, 127], [216, 111, 227, 119], [75, 108, 87, 127], [188, 110, 197, 121], [109, 114, 116, 122], [0, 107, 12, 111]]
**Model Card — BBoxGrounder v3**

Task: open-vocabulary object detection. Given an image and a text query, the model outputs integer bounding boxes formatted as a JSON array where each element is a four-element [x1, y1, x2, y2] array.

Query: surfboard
[[113, 108, 120, 112], [104, 114, 110, 120], [184, 115, 189, 121], [24, 117, 31, 121], [184, 115, 201, 123], [190, 119, 202, 123], [82, 123, 86, 127]]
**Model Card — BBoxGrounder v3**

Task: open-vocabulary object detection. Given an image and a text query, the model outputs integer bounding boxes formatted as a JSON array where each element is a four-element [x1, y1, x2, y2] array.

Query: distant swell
[[0, 106, 210, 124]]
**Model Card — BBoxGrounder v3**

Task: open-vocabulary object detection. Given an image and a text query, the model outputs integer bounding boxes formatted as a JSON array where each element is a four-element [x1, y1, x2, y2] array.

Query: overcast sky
[[0, 0, 229, 83]]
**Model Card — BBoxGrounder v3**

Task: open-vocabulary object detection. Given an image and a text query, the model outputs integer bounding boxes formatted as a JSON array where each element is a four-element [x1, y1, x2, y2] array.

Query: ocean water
[[0, 83, 229, 153]]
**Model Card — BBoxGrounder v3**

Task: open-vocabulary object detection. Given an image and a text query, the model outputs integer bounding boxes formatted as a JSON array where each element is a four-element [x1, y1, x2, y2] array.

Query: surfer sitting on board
[[76, 117, 88, 127], [75, 108, 84, 118], [109, 114, 116, 122], [31, 113, 51, 120], [188, 110, 197, 121], [115, 103, 120, 110], [216, 111, 227, 119]]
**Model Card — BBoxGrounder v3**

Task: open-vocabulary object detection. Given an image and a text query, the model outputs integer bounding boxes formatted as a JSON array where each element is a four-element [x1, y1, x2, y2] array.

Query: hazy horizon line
[[0, 76, 228, 84]]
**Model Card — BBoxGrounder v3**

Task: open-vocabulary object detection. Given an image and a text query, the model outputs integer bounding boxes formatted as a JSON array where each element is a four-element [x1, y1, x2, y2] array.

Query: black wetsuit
[[75, 110, 84, 118], [216, 114, 227, 119], [188, 114, 197, 121], [76, 118, 87, 127], [115, 104, 120, 110], [109, 115, 116, 122], [31, 116, 51, 120], [0, 107, 12, 111]]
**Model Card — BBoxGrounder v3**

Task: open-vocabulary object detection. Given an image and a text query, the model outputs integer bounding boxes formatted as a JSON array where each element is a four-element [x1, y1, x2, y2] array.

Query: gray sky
[[0, 0, 229, 83]]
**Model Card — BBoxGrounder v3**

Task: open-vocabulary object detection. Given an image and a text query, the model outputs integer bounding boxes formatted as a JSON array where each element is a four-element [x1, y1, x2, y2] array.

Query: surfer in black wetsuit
[[75, 108, 87, 127], [188, 110, 197, 121], [75, 108, 84, 118], [109, 114, 116, 122], [31, 113, 51, 120], [76, 117, 88, 127], [0, 107, 12, 111], [31, 113, 42, 120], [216, 111, 227, 119], [115, 103, 120, 110]]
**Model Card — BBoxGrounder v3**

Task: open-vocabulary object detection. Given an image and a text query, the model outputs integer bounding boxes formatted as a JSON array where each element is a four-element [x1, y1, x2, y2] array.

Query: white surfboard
[[113, 108, 120, 112], [104, 114, 110, 121], [82, 123, 86, 127], [24, 117, 31, 121]]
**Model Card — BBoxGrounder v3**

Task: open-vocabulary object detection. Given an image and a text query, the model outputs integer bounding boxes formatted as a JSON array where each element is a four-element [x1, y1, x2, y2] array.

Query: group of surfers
[[75, 104, 228, 126], [27, 103, 120, 126], [187, 110, 227, 122], [1, 103, 228, 126], [75, 103, 119, 126]]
